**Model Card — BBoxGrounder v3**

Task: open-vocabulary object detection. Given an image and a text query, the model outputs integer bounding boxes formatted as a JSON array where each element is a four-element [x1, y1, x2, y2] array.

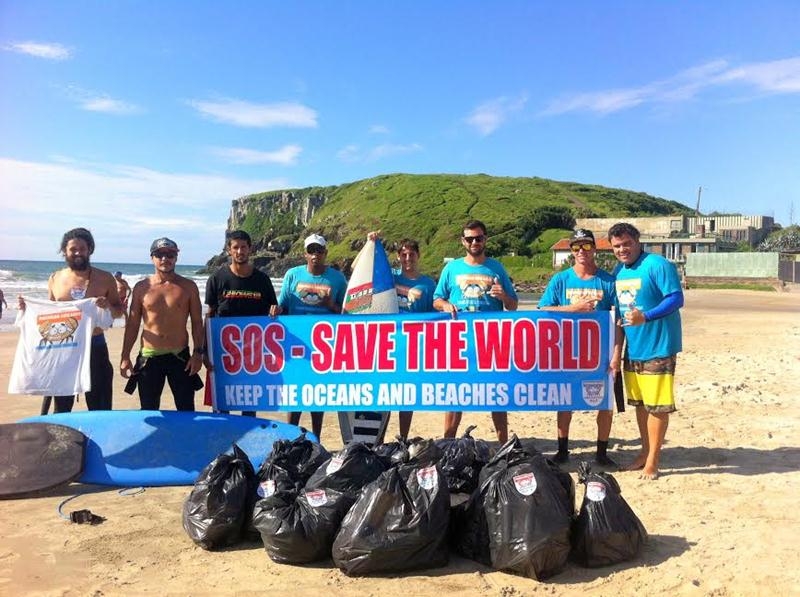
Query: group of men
[[537, 224, 683, 480], [22, 218, 682, 480]]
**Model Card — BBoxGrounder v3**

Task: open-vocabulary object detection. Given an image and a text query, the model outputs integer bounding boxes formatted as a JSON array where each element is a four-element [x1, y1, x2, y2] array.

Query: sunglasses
[[570, 243, 595, 253], [462, 235, 486, 244], [306, 245, 325, 254], [153, 252, 177, 259]]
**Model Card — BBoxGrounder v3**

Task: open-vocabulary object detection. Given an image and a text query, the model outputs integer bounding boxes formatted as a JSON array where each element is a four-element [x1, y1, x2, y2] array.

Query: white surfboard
[[339, 239, 398, 445]]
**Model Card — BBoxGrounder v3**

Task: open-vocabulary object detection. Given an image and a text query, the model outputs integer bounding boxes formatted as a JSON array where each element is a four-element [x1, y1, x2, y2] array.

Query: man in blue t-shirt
[[539, 228, 622, 467], [381, 234, 436, 439], [609, 222, 684, 480], [273, 233, 348, 440], [433, 219, 518, 443]]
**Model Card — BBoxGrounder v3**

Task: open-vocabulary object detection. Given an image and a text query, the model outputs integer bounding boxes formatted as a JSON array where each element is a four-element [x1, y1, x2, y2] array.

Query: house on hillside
[[551, 232, 735, 268], [551, 237, 614, 267]]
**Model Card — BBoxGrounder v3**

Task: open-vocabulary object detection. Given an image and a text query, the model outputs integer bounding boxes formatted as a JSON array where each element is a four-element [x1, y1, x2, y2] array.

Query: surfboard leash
[[56, 487, 145, 524]]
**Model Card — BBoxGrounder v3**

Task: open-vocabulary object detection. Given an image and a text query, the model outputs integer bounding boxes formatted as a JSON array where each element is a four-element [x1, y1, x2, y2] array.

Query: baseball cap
[[114, 271, 122, 276], [304, 233, 327, 250], [150, 237, 180, 255], [569, 229, 595, 245]]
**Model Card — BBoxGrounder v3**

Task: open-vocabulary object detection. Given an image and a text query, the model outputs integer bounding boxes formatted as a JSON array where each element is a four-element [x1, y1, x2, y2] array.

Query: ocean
[[0, 260, 283, 333]]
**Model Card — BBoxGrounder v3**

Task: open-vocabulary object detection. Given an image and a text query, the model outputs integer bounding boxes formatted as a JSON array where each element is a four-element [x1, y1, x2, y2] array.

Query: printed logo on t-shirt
[[615, 279, 642, 317], [296, 282, 331, 306], [222, 289, 262, 300], [36, 310, 82, 349], [396, 285, 423, 310], [566, 288, 604, 306]]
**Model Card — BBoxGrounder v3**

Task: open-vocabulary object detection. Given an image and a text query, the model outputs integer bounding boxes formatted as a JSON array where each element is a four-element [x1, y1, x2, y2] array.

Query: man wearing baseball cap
[[538, 228, 622, 467], [120, 237, 205, 411], [272, 233, 347, 439]]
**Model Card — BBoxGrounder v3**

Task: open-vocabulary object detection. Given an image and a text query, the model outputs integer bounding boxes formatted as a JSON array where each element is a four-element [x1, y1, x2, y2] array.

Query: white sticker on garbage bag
[[513, 472, 537, 496], [306, 489, 328, 508], [586, 481, 607, 502], [257, 479, 276, 498], [417, 466, 438, 491], [326, 455, 344, 474]]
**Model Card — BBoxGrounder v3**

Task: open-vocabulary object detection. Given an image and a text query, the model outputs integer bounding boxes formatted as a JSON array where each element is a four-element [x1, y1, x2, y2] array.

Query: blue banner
[[207, 310, 615, 412]]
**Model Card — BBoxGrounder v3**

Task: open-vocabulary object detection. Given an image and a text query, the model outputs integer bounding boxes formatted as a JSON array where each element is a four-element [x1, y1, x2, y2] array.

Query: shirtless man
[[114, 271, 132, 320], [120, 237, 204, 411], [35, 227, 123, 413]]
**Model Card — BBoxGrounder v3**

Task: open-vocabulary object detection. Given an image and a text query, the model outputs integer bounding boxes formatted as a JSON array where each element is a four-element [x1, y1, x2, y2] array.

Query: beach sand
[[0, 289, 798, 596]]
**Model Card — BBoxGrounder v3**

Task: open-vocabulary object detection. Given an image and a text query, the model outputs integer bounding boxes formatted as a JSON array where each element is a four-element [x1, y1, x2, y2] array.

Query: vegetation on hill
[[219, 173, 694, 283], [759, 224, 800, 252]]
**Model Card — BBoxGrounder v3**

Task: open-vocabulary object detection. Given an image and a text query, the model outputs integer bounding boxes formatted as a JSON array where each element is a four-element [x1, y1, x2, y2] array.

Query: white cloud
[[81, 97, 141, 115], [63, 86, 142, 115], [4, 41, 72, 60], [336, 144, 362, 163], [543, 56, 800, 116], [211, 144, 302, 166], [465, 94, 528, 136], [366, 143, 423, 162], [369, 125, 390, 134], [336, 143, 422, 163], [714, 56, 800, 93], [188, 98, 318, 128], [0, 158, 288, 263]]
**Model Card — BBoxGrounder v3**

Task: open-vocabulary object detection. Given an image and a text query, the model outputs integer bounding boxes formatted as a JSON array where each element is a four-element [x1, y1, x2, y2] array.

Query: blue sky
[[1, 1, 798, 265]]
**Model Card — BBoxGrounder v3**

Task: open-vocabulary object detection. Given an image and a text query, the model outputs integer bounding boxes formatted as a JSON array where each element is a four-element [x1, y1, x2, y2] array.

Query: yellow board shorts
[[623, 355, 677, 414]]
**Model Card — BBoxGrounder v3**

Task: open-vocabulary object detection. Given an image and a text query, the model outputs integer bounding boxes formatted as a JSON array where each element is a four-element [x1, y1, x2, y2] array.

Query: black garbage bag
[[182, 444, 256, 550], [253, 484, 355, 563], [435, 425, 494, 493], [332, 443, 450, 576], [244, 434, 330, 540], [305, 442, 389, 496], [257, 433, 330, 487], [453, 435, 573, 580], [372, 436, 409, 466], [571, 462, 648, 567]]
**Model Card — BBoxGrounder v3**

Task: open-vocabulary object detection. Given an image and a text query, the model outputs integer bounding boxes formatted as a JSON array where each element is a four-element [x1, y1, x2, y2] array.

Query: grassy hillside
[[233, 173, 693, 283]]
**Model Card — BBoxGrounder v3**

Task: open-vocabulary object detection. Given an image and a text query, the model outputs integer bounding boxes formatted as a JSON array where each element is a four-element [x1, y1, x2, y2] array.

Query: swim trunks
[[623, 355, 677, 414]]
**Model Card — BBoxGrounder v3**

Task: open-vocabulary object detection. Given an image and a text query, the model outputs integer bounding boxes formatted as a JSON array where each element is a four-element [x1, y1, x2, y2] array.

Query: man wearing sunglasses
[[433, 219, 518, 443], [120, 237, 205, 411], [272, 233, 347, 439], [538, 228, 622, 468]]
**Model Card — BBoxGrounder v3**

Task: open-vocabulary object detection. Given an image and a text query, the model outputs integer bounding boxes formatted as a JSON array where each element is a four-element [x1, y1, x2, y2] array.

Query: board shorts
[[623, 355, 677, 414]]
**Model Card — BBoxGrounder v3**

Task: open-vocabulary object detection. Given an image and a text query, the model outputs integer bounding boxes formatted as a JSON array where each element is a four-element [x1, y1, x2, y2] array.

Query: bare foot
[[639, 466, 659, 480], [624, 453, 647, 471]]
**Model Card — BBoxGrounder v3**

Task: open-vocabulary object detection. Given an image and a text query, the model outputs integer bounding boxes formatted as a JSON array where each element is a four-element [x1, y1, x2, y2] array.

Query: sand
[[0, 289, 798, 596]]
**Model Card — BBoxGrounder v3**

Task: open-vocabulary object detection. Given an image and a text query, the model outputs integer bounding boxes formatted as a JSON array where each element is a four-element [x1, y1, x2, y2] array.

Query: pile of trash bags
[[183, 430, 647, 579]]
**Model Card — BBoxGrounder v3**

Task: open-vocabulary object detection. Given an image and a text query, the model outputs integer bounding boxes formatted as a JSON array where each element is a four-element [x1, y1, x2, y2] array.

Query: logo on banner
[[582, 380, 606, 407]]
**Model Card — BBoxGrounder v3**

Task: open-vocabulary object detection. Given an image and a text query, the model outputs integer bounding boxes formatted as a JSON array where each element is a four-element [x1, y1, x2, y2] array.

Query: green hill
[[223, 172, 693, 283]]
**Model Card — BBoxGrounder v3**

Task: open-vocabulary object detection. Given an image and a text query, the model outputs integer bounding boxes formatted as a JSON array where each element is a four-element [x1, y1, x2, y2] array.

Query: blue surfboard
[[21, 410, 318, 487]]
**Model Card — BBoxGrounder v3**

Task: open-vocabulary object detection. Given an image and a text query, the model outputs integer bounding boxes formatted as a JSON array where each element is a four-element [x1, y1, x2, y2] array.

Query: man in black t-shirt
[[204, 230, 277, 415]]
